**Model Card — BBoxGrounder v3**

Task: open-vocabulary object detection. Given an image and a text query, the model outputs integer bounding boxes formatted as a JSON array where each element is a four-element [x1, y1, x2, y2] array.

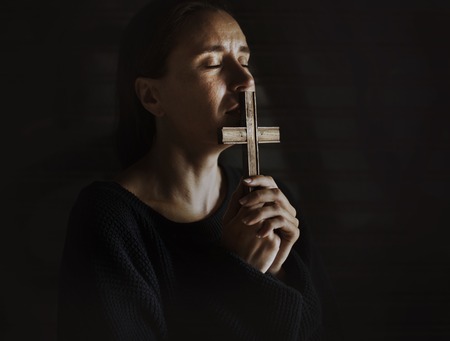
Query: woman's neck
[[115, 140, 227, 223]]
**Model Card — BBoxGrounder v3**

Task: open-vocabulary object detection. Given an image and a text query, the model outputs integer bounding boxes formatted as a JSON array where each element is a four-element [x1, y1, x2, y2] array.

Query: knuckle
[[266, 176, 274, 184], [255, 205, 265, 215], [254, 175, 264, 182], [257, 206, 270, 216], [268, 239, 280, 251], [255, 190, 264, 200], [273, 204, 282, 215], [272, 187, 282, 197], [291, 207, 297, 217], [266, 219, 282, 230]]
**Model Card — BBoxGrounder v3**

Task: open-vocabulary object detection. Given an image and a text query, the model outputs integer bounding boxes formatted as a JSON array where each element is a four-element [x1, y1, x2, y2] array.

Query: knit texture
[[58, 165, 327, 340]]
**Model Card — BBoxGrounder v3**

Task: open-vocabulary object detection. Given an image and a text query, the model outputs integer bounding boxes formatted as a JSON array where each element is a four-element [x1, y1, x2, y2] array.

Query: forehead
[[174, 10, 248, 53]]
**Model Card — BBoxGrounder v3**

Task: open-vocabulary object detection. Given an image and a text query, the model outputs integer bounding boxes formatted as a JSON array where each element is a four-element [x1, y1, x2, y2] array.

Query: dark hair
[[116, 0, 230, 169]]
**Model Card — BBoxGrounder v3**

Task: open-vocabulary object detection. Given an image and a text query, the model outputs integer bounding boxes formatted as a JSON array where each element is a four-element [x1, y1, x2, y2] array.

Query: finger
[[242, 175, 277, 189], [252, 234, 281, 273], [240, 178, 297, 217], [269, 236, 299, 274], [242, 204, 299, 227], [256, 216, 300, 241], [239, 187, 297, 217]]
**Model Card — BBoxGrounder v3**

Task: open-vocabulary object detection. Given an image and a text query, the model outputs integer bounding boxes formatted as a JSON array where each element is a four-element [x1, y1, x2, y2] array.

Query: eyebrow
[[199, 45, 250, 54]]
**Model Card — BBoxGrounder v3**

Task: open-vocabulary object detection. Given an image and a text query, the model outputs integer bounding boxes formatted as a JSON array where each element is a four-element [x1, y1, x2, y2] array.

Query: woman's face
[[154, 10, 255, 150]]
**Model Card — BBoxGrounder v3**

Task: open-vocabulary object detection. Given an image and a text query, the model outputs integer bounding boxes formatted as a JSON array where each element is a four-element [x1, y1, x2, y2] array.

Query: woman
[[58, 1, 336, 340]]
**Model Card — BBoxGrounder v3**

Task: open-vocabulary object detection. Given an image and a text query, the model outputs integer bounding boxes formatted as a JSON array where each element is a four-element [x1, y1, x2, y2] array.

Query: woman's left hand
[[237, 175, 300, 277]]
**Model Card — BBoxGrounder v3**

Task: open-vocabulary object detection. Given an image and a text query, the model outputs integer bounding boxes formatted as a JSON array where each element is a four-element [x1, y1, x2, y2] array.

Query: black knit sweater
[[58, 166, 333, 341]]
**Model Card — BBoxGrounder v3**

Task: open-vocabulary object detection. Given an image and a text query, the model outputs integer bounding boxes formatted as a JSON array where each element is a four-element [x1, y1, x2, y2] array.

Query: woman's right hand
[[221, 176, 299, 274]]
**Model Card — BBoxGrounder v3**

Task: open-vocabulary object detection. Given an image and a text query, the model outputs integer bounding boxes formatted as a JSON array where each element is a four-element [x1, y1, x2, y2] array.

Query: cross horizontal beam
[[220, 91, 281, 181], [222, 127, 280, 144]]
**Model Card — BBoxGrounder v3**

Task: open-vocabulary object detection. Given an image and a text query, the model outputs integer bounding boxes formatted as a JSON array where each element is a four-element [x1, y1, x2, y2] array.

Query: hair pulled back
[[116, 0, 229, 168]]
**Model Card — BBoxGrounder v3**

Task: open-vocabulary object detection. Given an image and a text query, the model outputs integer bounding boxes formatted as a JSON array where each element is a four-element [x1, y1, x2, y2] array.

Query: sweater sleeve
[[57, 184, 167, 341], [175, 245, 306, 341], [182, 167, 321, 341]]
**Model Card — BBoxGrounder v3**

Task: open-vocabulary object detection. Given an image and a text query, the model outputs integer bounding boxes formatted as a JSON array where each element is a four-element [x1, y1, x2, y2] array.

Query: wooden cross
[[221, 91, 280, 187]]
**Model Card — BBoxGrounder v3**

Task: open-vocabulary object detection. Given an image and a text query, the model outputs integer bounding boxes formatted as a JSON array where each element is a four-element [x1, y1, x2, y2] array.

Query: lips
[[223, 105, 241, 127], [225, 105, 240, 116]]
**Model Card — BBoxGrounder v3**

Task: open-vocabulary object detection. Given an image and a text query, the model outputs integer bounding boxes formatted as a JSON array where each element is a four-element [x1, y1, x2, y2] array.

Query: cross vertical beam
[[221, 91, 280, 188], [241, 91, 260, 177]]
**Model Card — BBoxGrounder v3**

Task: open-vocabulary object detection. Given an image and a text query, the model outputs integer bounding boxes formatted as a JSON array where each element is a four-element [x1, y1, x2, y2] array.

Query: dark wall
[[1, 0, 449, 340]]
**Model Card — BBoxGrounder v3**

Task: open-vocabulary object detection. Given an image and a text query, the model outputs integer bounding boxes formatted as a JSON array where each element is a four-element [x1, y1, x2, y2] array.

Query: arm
[[179, 242, 304, 341], [57, 185, 167, 341], [220, 177, 339, 340], [219, 175, 324, 340]]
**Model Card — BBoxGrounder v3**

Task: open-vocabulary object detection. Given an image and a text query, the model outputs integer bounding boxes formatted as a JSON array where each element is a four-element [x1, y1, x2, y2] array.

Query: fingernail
[[243, 178, 252, 183], [239, 197, 247, 205]]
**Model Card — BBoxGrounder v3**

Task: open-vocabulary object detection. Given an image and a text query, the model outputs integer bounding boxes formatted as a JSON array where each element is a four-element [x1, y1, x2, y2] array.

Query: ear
[[135, 77, 164, 117]]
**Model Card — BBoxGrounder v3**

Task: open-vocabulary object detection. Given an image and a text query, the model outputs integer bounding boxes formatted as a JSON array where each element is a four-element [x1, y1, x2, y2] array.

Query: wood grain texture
[[222, 127, 280, 144], [221, 91, 280, 179]]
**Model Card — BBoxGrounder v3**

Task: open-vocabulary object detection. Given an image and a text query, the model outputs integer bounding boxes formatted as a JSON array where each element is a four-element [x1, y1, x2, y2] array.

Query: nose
[[227, 59, 255, 92]]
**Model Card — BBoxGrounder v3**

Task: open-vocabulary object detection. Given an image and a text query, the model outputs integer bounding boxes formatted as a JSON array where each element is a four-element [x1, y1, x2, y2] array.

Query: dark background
[[1, 0, 449, 340]]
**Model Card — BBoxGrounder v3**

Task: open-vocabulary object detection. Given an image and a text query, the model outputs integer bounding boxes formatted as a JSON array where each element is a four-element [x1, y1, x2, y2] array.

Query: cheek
[[183, 77, 223, 108], [204, 81, 222, 103], [163, 70, 225, 114]]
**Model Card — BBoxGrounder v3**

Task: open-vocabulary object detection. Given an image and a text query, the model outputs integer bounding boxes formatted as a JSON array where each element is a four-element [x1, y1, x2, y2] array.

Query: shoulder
[[68, 181, 148, 240], [73, 181, 137, 216]]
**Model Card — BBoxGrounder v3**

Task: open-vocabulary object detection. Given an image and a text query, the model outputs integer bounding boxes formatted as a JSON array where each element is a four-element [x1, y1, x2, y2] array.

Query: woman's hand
[[222, 175, 300, 276]]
